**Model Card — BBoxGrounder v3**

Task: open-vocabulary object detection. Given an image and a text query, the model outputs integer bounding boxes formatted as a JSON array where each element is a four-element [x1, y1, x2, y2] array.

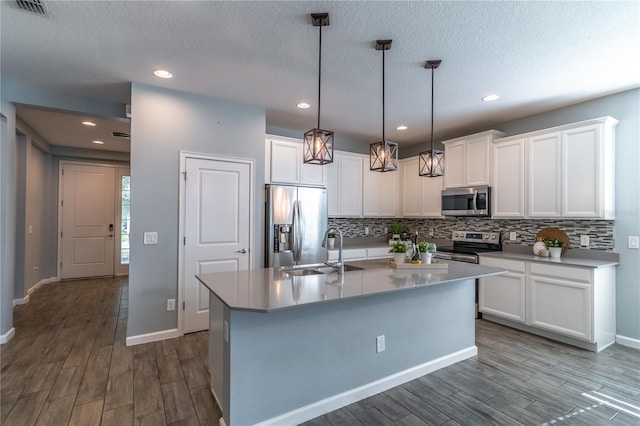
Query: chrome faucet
[[321, 227, 344, 275]]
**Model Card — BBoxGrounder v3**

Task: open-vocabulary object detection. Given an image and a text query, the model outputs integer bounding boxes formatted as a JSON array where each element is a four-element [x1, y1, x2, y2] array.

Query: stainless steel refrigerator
[[265, 184, 328, 267]]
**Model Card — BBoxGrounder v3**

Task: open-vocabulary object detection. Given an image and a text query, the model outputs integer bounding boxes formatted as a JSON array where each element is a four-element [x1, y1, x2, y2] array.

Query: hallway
[[1, 277, 219, 425]]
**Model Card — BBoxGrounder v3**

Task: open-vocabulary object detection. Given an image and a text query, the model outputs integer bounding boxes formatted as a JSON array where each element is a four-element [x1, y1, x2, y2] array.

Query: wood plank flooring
[[2, 276, 639, 425]]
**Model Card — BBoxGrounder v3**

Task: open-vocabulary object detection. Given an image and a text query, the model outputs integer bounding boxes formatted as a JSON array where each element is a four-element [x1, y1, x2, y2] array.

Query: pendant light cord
[[430, 64, 434, 155], [317, 24, 322, 129], [382, 48, 386, 141]]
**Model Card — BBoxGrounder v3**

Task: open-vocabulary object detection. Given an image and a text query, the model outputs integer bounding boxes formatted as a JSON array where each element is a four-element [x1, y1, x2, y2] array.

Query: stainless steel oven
[[441, 186, 490, 217]]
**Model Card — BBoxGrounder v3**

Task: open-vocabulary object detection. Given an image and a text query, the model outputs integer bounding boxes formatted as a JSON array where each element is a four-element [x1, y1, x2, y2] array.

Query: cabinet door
[[529, 275, 592, 341], [420, 175, 443, 217], [362, 163, 381, 216], [270, 140, 299, 183], [300, 161, 326, 186], [326, 159, 339, 216], [402, 158, 421, 217], [379, 170, 399, 217], [339, 154, 363, 216], [479, 258, 526, 323], [528, 132, 561, 217], [443, 141, 466, 188], [465, 137, 490, 186], [562, 125, 601, 217], [492, 139, 525, 218]]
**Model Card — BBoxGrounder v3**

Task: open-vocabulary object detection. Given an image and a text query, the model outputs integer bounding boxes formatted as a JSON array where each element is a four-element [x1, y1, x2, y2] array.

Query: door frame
[[177, 151, 255, 336], [57, 160, 128, 280]]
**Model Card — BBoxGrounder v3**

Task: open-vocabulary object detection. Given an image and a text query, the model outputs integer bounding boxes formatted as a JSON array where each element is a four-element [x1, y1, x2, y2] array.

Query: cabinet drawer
[[366, 247, 392, 259], [530, 263, 591, 283], [479, 257, 526, 273], [327, 248, 367, 262]]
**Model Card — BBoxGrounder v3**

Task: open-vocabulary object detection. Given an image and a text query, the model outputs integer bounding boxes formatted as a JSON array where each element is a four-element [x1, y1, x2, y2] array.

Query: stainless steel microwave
[[441, 186, 491, 217]]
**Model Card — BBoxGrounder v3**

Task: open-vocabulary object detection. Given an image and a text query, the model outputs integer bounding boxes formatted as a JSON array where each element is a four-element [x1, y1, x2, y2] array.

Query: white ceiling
[[2, 1, 639, 153]]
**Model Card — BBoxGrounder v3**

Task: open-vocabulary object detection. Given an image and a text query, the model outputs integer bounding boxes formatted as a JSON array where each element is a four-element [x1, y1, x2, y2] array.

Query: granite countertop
[[196, 259, 504, 313], [480, 249, 619, 268]]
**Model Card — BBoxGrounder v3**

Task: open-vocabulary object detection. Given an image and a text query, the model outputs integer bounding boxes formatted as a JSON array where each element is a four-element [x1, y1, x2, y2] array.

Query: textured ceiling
[[2, 1, 639, 153]]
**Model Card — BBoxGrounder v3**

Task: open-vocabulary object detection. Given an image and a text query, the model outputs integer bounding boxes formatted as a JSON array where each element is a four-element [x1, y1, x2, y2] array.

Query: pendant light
[[370, 39, 398, 172], [419, 60, 444, 177], [303, 13, 334, 165]]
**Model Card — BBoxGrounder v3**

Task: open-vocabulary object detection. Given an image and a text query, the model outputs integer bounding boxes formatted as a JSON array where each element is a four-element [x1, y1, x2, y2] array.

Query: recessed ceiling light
[[153, 69, 173, 79], [82, 121, 96, 127], [297, 102, 311, 109], [92, 140, 104, 145], [482, 94, 500, 102], [396, 125, 408, 130]]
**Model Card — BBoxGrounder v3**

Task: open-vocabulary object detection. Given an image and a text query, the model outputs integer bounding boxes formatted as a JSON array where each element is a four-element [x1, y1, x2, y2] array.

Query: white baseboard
[[126, 328, 181, 346], [616, 334, 640, 350], [255, 345, 478, 426], [13, 295, 30, 306], [0, 327, 15, 344], [13, 277, 58, 307]]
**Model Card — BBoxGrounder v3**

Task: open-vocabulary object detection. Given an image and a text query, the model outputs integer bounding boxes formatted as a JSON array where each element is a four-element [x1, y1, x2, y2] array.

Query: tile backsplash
[[328, 217, 614, 250]]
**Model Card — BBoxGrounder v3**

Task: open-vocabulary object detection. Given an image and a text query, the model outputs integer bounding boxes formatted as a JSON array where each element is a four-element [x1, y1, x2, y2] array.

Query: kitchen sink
[[282, 263, 364, 276]]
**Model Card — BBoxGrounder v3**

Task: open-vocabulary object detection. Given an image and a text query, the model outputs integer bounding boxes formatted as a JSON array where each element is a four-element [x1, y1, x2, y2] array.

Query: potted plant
[[418, 241, 437, 264], [327, 232, 336, 249], [545, 238, 564, 258], [389, 223, 403, 240], [389, 241, 407, 265]]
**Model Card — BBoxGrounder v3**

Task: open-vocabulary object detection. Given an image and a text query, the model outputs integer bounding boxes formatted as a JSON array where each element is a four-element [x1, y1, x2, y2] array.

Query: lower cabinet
[[327, 246, 391, 262], [479, 256, 616, 352], [479, 258, 526, 323]]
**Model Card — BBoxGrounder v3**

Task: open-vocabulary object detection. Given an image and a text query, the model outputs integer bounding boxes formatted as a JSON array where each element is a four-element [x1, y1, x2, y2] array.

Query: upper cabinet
[[442, 130, 505, 189], [327, 151, 363, 217], [363, 159, 399, 217], [266, 136, 326, 186], [400, 157, 443, 218], [492, 117, 617, 220]]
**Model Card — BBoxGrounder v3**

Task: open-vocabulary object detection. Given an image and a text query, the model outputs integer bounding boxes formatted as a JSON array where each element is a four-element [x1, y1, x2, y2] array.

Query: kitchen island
[[196, 259, 504, 426]]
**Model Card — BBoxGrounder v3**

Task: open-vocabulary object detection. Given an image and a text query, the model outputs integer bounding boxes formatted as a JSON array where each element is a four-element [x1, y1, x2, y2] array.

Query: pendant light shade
[[304, 13, 334, 165], [419, 60, 444, 177], [370, 39, 398, 172]]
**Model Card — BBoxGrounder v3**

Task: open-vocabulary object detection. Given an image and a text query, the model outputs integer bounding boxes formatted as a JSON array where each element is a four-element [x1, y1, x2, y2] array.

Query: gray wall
[[128, 83, 265, 337], [1, 102, 17, 338]]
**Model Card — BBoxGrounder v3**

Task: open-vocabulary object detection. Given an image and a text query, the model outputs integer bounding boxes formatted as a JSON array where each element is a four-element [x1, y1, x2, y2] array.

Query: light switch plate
[[509, 232, 517, 241], [629, 236, 639, 249], [580, 235, 589, 246], [144, 231, 158, 245]]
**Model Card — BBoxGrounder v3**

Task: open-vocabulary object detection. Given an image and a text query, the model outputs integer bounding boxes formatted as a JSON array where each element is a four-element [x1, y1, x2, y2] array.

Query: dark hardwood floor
[[1, 276, 639, 425]]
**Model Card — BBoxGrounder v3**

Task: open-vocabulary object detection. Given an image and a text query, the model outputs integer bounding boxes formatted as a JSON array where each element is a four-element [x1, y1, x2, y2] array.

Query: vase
[[549, 247, 562, 258], [327, 238, 335, 249], [393, 253, 406, 265], [424, 253, 433, 264]]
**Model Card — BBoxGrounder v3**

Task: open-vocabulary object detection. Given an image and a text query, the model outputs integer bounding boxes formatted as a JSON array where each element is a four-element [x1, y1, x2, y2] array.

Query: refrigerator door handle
[[292, 200, 302, 262]]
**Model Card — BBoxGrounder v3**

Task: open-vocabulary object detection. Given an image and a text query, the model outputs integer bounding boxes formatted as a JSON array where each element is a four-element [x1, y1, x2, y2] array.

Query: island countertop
[[196, 259, 504, 313]]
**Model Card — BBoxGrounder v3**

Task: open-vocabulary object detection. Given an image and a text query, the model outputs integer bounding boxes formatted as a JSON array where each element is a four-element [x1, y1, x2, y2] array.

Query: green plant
[[327, 232, 336, 239], [389, 241, 407, 253], [545, 238, 564, 248], [418, 241, 437, 253], [389, 223, 403, 235]]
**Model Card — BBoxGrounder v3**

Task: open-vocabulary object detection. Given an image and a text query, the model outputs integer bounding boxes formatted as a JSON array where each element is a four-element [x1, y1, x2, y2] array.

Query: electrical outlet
[[166, 299, 175, 311], [28, 225, 33, 234], [429, 228, 434, 236], [509, 232, 517, 241], [384, 227, 388, 234], [580, 235, 590, 246], [365, 227, 370, 235], [376, 335, 385, 353], [629, 236, 640, 249], [33, 266, 39, 273]]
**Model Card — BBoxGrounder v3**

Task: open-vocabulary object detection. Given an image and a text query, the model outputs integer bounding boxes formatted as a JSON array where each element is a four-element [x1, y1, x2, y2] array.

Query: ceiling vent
[[15, 0, 48, 16], [112, 132, 131, 139]]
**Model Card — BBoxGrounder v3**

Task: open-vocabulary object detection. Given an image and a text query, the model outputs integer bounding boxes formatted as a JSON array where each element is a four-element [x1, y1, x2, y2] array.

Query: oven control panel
[[451, 231, 501, 243]]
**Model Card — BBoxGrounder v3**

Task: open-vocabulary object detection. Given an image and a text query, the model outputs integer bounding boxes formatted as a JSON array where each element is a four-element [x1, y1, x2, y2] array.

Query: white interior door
[[60, 163, 115, 279], [184, 157, 251, 333]]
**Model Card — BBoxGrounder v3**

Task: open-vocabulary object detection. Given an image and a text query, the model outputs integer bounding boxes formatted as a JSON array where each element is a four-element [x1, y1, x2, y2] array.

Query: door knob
[[235, 248, 247, 254]]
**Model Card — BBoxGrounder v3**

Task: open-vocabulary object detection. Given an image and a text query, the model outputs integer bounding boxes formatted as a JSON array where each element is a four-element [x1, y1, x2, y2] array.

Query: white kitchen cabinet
[[479, 255, 616, 352], [327, 248, 367, 262], [528, 266, 592, 341], [442, 130, 504, 189], [363, 159, 399, 217], [492, 138, 526, 218], [400, 157, 443, 217], [495, 117, 617, 220], [327, 151, 363, 217], [266, 136, 326, 186], [479, 258, 526, 323]]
